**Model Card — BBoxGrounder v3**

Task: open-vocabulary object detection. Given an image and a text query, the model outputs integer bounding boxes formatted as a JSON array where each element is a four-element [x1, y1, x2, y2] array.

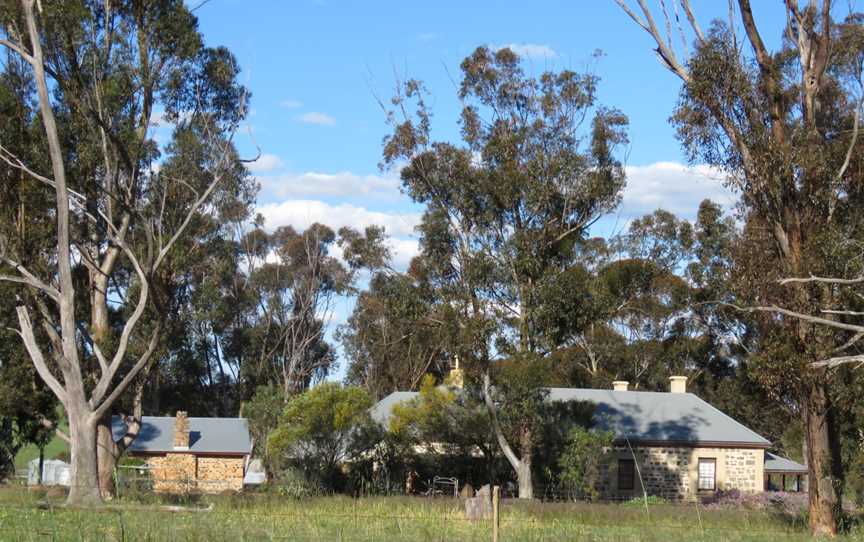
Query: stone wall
[[197, 456, 245, 492], [722, 448, 762, 493], [149, 453, 197, 493], [145, 454, 245, 494], [598, 446, 764, 501]]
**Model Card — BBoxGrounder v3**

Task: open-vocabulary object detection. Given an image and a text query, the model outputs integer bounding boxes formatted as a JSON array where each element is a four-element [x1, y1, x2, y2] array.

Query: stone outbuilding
[[372, 374, 807, 501], [112, 412, 252, 494]]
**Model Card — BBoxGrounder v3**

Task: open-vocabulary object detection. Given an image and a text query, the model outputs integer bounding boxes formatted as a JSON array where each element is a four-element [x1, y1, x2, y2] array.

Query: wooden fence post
[[492, 485, 500, 542]]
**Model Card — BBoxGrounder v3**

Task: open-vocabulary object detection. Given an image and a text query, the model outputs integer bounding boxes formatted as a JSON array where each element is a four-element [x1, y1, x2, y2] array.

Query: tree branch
[[719, 301, 864, 334], [779, 275, 864, 285], [15, 305, 67, 404], [92, 322, 161, 419], [812, 354, 864, 368], [0, 37, 33, 63], [482, 372, 522, 471]]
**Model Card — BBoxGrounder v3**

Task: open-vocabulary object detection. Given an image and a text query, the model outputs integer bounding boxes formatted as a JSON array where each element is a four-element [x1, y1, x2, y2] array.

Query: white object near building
[[27, 458, 71, 486]]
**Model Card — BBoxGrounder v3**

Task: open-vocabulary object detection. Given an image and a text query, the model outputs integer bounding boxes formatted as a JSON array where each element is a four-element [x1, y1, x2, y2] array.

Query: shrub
[[557, 427, 613, 501], [267, 383, 378, 491]]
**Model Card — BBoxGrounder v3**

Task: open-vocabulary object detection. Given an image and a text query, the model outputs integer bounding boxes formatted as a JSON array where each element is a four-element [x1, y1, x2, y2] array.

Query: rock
[[464, 484, 492, 521]]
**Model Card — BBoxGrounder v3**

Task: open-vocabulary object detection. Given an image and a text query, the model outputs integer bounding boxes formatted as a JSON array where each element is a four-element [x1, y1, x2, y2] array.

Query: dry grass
[[0, 486, 860, 541]]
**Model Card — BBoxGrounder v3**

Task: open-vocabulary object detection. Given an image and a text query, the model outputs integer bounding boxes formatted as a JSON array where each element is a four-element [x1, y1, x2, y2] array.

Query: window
[[618, 459, 635, 490], [698, 458, 716, 491]]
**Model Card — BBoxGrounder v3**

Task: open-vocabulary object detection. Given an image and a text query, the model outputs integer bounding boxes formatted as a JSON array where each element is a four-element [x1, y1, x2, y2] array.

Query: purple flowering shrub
[[703, 489, 808, 516]]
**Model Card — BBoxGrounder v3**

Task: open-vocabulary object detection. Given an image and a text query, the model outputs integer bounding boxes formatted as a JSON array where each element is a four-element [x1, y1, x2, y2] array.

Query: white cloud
[[619, 161, 737, 219], [247, 153, 284, 173], [387, 238, 420, 271], [257, 171, 400, 199], [494, 43, 557, 59], [256, 200, 421, 238], [280, 99, 303, 108], [298, 112, 336, 126]]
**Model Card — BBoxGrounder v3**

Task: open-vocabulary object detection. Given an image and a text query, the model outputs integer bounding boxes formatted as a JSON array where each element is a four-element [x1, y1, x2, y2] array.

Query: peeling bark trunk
[[804, 381, 842, 537], [96, 384, 146, 499], [96, 414, 118, 499]]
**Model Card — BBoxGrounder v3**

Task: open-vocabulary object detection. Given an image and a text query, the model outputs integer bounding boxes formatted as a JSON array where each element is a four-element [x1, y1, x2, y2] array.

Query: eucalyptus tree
[[615, 1, 864, 534], [0, 0, 249, 505], [340, 263, 449, 400], [380, 46, 628, 498]]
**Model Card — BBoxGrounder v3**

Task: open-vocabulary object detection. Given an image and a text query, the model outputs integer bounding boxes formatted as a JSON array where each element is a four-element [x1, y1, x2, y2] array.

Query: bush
[[557, 427, 613, 501], [703, 488, 808, 515], [267, 383, 377, 491]]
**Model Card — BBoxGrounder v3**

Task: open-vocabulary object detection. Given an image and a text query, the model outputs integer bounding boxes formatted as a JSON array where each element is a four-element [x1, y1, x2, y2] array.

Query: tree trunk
[[804, 381, 842, 537], [66, 407, 101, 506], [482, 373, 533, 499], [37, 445, 44, 485], [517, 426, 533, 499], [96, 414, 119, 499]]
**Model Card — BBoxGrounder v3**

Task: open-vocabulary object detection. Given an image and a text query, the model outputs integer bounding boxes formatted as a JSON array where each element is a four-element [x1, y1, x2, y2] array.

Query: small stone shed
[[113, 412, 252, 494], [372, 374, 806, 501]]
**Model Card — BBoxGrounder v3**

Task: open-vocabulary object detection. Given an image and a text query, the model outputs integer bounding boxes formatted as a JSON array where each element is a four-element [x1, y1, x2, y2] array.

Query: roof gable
[[112, 416, 252, 455]]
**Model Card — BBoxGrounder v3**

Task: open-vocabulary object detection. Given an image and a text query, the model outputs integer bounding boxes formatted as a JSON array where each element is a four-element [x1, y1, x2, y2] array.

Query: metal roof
[[112, 416, 252, 455], [371, 388, 771, 447], [764, 452, 808, 473], [546, 388, 770, 447], [370, 391, 420, 426]]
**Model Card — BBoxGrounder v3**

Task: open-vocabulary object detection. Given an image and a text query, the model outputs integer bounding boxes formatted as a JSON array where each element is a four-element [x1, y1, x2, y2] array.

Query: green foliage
[[557, 427, 613, 501], [388, 375, 495, 483], [267, 383, 377, 490], [340, 272, 447, 399], [244, 385, 284, 473], [379, 45, 629, 370]]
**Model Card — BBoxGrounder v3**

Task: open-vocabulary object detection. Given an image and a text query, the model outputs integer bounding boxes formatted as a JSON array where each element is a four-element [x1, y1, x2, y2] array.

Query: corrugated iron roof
[[371, 387, 771, 447], [112, 416, 252, 455], [764, 452, 808, 473]]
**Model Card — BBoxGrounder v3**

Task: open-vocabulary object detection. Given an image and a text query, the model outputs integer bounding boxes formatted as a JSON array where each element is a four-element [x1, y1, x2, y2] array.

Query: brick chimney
[[448, 356, 464, 389], [612, 381, 629, 391], [669, 376, 687, 394], [173, 411, 190, 450]]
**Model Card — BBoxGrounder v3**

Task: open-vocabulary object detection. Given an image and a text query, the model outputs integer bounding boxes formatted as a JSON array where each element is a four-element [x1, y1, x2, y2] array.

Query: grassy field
[[0, 486, 860, 541], [13, 416, 70, 471], [13, 435, 69, 471]]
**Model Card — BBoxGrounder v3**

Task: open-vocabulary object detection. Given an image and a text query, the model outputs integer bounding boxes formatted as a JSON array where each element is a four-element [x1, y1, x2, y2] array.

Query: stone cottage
[[371, 375, 807, 500], [112, 412, 252, 493]]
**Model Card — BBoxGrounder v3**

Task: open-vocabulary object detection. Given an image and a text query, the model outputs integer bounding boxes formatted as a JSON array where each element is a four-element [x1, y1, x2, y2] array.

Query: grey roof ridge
[[546, 387, 681, 395]]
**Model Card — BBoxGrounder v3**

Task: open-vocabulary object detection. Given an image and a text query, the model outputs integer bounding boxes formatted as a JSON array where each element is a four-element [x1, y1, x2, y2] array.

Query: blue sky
[[187, 0, 791, 377]]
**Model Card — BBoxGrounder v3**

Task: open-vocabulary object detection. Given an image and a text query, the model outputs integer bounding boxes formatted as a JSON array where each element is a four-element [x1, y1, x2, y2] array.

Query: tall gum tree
[[614, 1, 863, 535], [0, 0, 249, 505], [380, 47, 628, 498]]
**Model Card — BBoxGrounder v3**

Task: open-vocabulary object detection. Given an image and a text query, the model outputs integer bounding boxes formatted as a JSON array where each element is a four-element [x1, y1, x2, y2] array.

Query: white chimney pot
[[669, 376, 687, 394]]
